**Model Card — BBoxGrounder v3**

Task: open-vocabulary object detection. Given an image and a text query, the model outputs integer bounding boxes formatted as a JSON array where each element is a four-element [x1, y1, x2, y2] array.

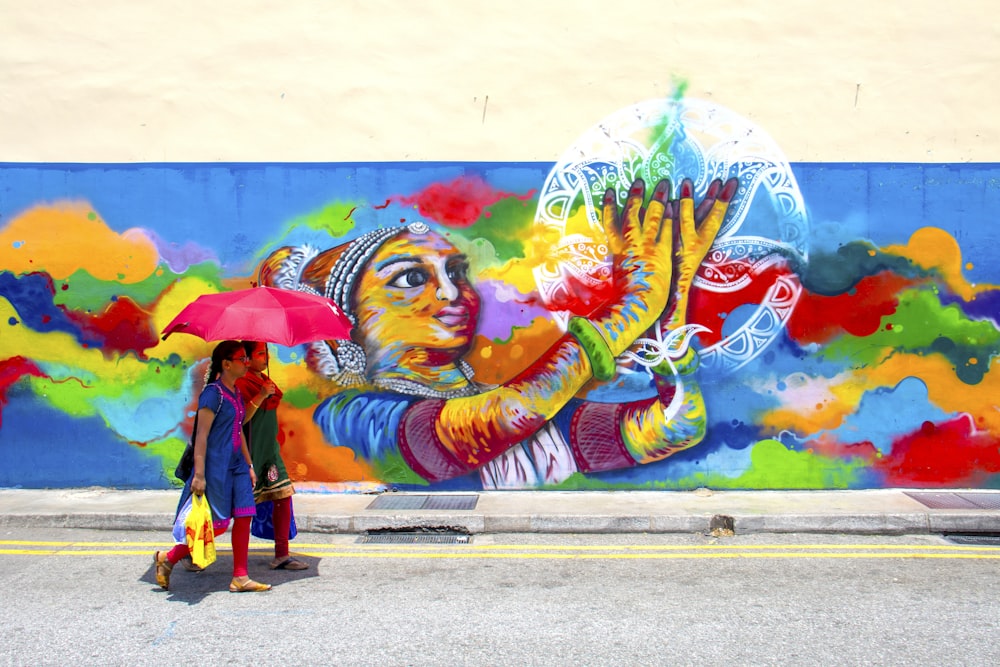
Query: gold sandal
[[229, 576, 272, 593], [270, 557, 309, 570], [153, 551, 174, 590]]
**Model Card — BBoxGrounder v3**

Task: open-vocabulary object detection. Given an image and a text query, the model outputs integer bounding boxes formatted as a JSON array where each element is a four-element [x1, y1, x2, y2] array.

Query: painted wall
[[1, 2, 998, 490]]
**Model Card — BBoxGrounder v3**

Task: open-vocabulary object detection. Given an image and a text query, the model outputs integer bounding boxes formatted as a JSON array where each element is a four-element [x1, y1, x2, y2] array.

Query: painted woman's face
[[352, 230, 481, 358]]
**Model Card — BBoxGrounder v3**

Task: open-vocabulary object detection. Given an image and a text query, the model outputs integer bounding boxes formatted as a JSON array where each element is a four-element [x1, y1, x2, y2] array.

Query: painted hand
[[664, 177, 738, 325], [590, 178, 675, 357]]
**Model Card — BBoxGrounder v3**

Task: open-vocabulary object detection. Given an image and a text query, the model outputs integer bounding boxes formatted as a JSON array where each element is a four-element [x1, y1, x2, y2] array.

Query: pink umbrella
[[161, 286, 352, 346]]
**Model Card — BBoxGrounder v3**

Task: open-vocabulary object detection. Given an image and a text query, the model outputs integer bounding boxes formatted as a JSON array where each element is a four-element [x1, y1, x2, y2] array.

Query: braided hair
[[203, 340, 244, 385]]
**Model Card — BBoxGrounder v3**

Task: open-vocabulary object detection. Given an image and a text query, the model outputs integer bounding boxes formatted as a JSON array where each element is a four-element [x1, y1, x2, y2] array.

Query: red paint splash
[[0, 356, 48, 427], [787, 271, 916, 345], [545, 270, 620, 318], [688, 263, 795, 347], [65, 296, 160, 359], [805, 434, 880, 461], [395, 175, 530, 228], [876, 416, 1000, 486]]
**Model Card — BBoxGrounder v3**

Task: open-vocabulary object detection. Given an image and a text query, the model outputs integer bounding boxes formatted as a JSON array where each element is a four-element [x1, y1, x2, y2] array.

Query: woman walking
[[237, 340, 308, 570], [154, 340, 272, 593]]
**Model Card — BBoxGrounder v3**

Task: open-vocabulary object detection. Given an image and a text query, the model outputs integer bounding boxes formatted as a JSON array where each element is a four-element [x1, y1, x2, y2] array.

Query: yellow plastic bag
[[184, 494, 217, 568]]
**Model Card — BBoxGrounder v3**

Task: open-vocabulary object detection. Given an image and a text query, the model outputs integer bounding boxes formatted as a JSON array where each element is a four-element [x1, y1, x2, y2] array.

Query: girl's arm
[[191, 406, 214, 496]]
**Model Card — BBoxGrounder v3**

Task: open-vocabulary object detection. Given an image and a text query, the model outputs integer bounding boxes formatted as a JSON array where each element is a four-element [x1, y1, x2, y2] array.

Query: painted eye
[[388, 267, 429, 288], [447, 261, 469, 283]]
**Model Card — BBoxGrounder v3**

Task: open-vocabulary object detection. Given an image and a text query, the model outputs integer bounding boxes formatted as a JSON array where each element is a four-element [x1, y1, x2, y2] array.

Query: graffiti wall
[[1, 97, 998, 490]]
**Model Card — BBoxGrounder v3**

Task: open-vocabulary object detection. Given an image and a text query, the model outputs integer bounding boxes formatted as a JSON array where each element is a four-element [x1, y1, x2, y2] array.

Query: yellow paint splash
[[0, 202, 159, 284], [758, 352, 1000, 437], [862, 353, 1000, 433], [883, 227, 993, 301]]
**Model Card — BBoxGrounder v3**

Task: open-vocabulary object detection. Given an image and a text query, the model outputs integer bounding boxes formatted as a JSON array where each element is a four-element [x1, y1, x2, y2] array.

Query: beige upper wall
[[2, 0, 997, 163]]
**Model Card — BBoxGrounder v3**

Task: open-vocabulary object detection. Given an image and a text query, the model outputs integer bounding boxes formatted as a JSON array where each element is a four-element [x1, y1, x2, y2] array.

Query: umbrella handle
[[160, 322, 189, 341]]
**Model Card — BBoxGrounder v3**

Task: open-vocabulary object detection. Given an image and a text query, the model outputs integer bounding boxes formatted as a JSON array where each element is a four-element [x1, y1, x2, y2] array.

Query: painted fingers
[[601, 178, 674, 258], [675, 177, 739, 263]]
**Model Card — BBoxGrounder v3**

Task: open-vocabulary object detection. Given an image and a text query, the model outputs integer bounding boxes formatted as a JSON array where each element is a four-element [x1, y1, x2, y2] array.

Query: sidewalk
[[1, 487, 999, 535]]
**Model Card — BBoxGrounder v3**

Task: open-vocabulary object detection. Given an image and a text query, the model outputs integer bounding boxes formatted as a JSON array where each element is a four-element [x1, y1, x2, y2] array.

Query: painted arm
[[400, 179, 735, 479], [612, 177, 737, 466]]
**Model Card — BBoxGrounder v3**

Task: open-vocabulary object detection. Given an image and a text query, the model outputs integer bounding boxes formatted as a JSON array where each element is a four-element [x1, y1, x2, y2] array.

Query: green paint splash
[[283, 385, 325, 410], [249, 201, 361, 265], [712, 440, 865, 489], [822, 287, 1000, 383], [286, 202, 358, 237], [456, 196, 534, 261], [54, 262, 223, 311], [552, 440, 864, 490]]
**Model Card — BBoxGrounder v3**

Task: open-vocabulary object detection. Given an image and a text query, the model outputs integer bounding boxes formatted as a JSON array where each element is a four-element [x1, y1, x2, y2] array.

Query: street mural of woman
[[258, 174, 738, 489]]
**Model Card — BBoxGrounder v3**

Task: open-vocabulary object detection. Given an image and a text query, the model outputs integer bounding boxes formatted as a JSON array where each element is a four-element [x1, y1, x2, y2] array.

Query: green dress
[[238, 376, 295, 503]]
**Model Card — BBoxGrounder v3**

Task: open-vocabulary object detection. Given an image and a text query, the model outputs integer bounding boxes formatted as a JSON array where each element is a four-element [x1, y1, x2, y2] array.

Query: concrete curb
[[2, 509, 1000, 535], [2, 488, 999, 535]]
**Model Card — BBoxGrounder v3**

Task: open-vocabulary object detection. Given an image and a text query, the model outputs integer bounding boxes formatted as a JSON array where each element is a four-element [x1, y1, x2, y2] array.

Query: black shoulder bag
[[174, 385, 224, 481]]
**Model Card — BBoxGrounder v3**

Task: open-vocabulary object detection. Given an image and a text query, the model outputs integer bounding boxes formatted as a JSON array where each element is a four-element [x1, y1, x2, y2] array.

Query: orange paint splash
[[883, 227, 979, 300]]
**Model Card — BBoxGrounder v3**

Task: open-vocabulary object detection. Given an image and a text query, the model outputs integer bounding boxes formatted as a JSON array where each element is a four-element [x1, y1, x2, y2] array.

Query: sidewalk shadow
[[142, 554, 319, 605]]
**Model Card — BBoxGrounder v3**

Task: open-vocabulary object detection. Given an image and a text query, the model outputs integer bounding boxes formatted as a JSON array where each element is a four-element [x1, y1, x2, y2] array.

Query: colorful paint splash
[[1, 102, 998, 491]]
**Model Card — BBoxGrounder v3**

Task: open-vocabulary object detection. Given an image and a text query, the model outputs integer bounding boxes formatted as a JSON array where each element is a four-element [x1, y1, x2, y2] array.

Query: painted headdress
[[259, 221, 430, 386]]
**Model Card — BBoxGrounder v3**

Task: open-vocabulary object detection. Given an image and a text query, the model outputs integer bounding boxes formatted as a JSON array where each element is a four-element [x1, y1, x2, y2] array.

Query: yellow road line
[[2, 540, 999, 552], [288, 550, 1000, 560]]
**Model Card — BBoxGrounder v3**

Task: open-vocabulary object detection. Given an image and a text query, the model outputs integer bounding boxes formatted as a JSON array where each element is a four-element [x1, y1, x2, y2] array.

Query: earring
[[307, 340, 367, 387]]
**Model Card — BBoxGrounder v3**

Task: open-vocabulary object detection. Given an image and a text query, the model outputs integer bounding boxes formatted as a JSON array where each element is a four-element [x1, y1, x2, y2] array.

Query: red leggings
[[272, 497, 292, 560], [166, 515, 252, 577]]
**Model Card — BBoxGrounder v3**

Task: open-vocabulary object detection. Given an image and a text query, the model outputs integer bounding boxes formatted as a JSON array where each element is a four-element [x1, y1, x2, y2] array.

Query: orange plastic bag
[[184, 494, 217, 568]]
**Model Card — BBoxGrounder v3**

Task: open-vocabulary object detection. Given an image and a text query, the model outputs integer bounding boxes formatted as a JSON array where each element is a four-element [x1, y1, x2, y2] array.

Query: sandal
[[229, 577, 272, 593], [153, 551, 174, 590], [270, 557, 309, 571]]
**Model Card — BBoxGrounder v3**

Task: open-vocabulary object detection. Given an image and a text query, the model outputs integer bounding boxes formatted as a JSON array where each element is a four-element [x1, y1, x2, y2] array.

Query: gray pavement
[[2, 487, 1000, 535]]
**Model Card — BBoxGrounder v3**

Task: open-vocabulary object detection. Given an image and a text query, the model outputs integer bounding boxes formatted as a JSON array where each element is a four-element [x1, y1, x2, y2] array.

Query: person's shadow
[[141, 553, 319, 605]]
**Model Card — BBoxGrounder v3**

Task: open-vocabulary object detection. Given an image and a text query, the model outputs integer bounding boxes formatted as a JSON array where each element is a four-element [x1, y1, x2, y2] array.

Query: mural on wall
[[1, 96, 998, 491]]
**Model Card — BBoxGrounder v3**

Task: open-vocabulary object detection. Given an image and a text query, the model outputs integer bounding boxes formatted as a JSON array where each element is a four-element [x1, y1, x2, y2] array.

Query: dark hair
[[206, 340, 244, 383], [241, 340, 265, 357]]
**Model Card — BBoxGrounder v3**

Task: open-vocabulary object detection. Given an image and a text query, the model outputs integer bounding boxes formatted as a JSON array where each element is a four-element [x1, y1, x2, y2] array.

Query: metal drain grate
[[944, 534, 1000, 546], [905, 491, 1000, 510], [365, 494, 479, 511], [424, 495, 480, 510], [957, 493, 1000, 510], [357, 532, 471, 545]]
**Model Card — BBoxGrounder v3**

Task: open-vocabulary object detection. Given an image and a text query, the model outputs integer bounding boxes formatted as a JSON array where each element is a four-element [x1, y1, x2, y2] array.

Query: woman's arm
[[191, 406, 214, 496], [236, 377, 276, 425]]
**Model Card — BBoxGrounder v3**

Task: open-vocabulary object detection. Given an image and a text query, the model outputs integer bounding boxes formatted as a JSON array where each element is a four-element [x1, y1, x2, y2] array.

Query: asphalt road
[[1, 528, 998, 666]]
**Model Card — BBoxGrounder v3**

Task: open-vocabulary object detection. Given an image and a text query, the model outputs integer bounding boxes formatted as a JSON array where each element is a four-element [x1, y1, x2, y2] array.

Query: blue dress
[[174, 382, 256, 536]]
